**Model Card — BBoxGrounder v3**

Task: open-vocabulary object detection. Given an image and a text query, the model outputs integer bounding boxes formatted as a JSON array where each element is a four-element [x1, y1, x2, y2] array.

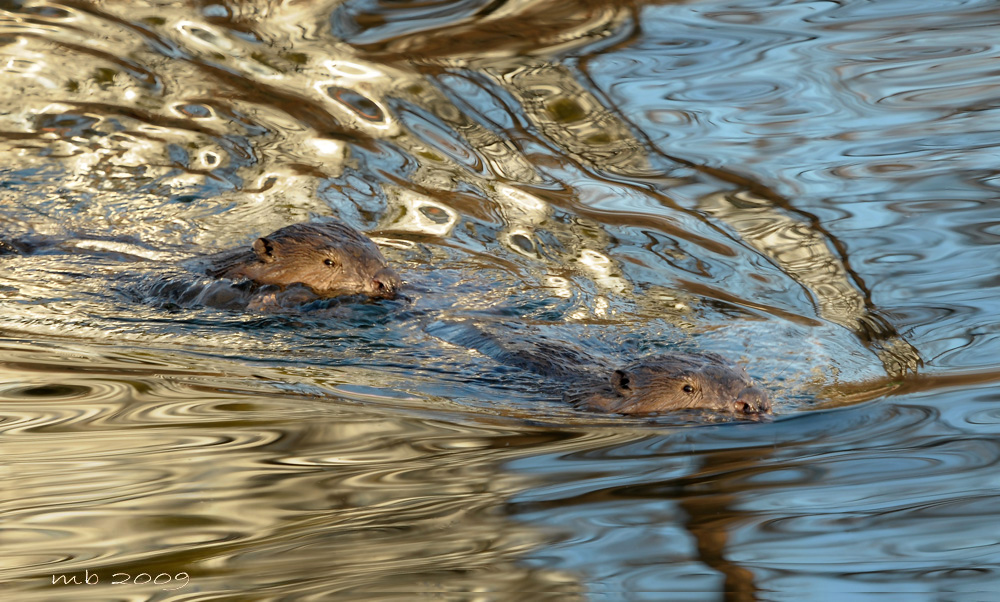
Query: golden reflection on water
[[1, 346, 632, 598]]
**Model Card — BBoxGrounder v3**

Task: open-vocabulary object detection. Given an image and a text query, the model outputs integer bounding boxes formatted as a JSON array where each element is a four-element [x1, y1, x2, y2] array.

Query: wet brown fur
[[566, 351, 771, 417], [204, 222, 401, 299]]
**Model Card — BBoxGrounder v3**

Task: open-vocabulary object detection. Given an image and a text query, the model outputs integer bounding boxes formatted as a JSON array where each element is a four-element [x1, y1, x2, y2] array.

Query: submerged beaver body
[[429, 321, 771, 419], [202, 221, 401, 301]]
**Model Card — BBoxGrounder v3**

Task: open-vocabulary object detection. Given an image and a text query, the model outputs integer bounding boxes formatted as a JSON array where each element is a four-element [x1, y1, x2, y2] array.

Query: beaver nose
[[734, 386, 771, 414], [371, 267, 402, 298]]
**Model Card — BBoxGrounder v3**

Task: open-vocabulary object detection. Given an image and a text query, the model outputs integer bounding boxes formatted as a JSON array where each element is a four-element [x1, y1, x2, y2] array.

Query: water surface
[[3, 0, 1000, 597]]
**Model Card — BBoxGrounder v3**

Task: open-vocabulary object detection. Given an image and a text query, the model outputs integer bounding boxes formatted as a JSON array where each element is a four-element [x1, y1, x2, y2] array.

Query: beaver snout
[[734, 386, 771, 415], [370, 267, 402, 299]]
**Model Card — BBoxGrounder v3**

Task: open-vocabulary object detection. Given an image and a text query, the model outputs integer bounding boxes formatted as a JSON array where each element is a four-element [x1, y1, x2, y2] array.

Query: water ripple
[[2, 0, 1000, 597]]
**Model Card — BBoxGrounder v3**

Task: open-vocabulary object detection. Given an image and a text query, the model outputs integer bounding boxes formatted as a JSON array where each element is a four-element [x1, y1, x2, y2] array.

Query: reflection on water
[[0, 346, 586, 598], [3, 0, 1000, 597]]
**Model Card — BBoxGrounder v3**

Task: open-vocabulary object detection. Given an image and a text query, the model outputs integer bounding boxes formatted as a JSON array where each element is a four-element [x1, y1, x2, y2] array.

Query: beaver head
[[573, 351, 771, 418], [209, 222, 401, 299]]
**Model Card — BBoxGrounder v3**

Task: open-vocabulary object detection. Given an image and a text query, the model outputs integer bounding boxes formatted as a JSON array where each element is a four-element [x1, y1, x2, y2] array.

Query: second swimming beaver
[[566, 351, 771, 416], [429, 321, 771, 419], [202, 221, 402, 300]]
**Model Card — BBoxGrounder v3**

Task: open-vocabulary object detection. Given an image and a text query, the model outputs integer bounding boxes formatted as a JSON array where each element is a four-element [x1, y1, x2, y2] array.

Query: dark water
[[3, 0, 1000, 598]]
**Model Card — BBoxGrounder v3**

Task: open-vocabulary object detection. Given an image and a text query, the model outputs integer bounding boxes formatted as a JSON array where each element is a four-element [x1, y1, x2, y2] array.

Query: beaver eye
[[612, 370, 632, 392], [682, 384, 695, 394], [324, 258, 337, 268]]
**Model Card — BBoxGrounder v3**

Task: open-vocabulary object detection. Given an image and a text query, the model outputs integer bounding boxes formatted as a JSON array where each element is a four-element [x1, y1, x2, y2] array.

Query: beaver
[[428, 321, 771, 418], [201, 221, 401, 300], [2, 221, 400, 311], [567, 351, 771, 416]]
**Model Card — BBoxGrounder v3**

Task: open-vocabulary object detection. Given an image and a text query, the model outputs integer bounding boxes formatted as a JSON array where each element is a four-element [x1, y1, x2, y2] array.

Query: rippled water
[[3, 0, 1000, 598]]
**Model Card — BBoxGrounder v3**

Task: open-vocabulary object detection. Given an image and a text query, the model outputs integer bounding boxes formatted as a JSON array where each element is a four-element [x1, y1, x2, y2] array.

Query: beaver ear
[[252, 237, 277, 263], [611, 369, 633, 394]]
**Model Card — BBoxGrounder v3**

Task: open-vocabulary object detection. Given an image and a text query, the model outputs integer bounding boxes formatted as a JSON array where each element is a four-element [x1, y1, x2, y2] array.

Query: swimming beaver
[[2, 222, 400, 310], [568, 351, 771, 416], [429, 321, 771, 418], [202, 221, 401, 300]]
